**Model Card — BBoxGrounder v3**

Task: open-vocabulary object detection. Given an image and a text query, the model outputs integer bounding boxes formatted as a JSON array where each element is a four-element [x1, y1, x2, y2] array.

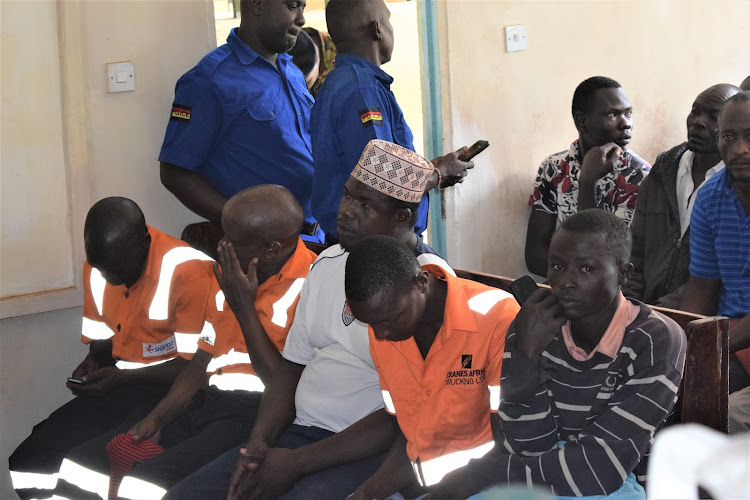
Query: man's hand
[[230, 447, 303, 500], [430, 147, 474, 189], [214, 241, 259, 315], [513, 289, 566, 360], [68, 354, 100, 392], [228, 442, 267, 500], [72, 366, 124, 397], [579, 143, 623, 183], [128, 415, 162, 444]]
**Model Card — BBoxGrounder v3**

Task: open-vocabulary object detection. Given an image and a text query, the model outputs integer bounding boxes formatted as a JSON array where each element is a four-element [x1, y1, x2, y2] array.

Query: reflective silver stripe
[[489, 385, 500, 409], [199, 321, 217, 346], [412, 440, 495, 486], [468, 289, 512, 314], [416, 254, 456, 277], [209, 372, 265, 392], [9, 470, 58, 490], [382, 390, 396, 414], [215, 290, 225, 311], [174, 332, 201, 354], [81, 317, 115, 340], [118, 474, 167, 500], [90, 268, 107, 315], [58, 459, 109, 499], [206, 348, 251, 372], [115, 358, 171, 370], [271, 278, 305, 327], [148, 247, 214, 320]]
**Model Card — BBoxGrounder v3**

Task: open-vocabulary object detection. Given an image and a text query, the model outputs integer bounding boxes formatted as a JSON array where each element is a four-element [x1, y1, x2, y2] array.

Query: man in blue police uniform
[[310, 0, 474, 243], [159, 0, 324, 243]]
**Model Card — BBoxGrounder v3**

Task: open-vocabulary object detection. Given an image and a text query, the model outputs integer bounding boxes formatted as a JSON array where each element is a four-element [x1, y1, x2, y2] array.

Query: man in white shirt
[[624, 83, 740, 309], [165, 140, 441, 499]]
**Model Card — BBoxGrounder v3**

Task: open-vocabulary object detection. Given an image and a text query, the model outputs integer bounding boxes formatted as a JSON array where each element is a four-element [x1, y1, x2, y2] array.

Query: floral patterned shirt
[[528, 140, 650, 225]]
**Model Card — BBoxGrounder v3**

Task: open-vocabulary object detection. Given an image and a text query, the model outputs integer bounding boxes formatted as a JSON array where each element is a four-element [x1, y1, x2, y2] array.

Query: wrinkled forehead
[[694, 88, 733, 113], [345, 176, 391, 202], [718, 100, 750, 132]]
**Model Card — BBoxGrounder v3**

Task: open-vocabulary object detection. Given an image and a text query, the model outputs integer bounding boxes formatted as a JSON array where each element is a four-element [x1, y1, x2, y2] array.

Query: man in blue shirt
[[310, 0, 474, 242], [681, 91, 750, 395], [159, 0, 324, 243]]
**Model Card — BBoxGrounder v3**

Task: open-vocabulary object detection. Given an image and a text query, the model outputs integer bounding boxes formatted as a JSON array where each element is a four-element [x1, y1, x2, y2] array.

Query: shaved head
[[84, 197, 150, 287], [326, 0, 393, 64], [221, 185, 305, 282], [222, 185, 303, 244]]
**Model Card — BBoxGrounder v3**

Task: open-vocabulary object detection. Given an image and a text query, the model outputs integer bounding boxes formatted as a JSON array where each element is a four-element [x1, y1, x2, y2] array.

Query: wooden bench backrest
[[454, 268, 729, 433]]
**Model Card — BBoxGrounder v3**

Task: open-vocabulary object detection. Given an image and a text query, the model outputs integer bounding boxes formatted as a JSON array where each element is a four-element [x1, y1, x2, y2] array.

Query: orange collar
[[562, 293, 639, 361]]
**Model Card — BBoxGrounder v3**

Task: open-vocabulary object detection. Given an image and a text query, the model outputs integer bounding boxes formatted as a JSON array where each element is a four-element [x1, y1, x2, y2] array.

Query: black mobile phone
[[510, 275, 539, 306], [67, 377, 84, 385], [460, 140, 490, 161]]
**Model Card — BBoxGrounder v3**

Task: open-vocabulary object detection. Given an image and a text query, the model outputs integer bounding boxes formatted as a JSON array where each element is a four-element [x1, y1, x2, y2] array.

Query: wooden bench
[[454, 268, 730, 432]]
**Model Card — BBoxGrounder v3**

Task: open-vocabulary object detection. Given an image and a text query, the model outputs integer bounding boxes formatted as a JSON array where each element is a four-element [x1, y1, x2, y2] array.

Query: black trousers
[[57, 387, 260, 499], [9, 383, 171, 499]]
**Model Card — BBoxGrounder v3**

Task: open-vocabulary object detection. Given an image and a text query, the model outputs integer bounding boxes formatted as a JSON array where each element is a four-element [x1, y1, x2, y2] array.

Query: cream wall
[[0, 1, 216, 496], [437, 0, 750, 278]]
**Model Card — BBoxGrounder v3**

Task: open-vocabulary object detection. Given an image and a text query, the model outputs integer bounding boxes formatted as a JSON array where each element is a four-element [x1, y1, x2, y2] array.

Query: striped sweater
[[455, 300, 686, 497]]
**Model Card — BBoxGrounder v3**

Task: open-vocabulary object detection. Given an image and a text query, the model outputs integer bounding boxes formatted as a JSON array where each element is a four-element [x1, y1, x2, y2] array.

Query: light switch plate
[[107, 62, 135, 92], [505, 25, 527, 53]]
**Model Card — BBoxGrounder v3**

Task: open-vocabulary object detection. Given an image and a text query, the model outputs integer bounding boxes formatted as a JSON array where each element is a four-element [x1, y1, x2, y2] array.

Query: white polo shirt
[[282, 245, 384, 433]]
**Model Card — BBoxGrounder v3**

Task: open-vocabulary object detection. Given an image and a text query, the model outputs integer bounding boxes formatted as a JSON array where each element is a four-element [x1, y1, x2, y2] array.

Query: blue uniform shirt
[[310, 53, 429, 238], [689, 168, 750, 319], [159, 28, 323, 242]]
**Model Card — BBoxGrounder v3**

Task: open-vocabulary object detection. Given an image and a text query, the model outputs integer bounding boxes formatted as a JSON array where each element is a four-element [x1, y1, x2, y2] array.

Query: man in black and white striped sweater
[[428, 209, 687, 499]]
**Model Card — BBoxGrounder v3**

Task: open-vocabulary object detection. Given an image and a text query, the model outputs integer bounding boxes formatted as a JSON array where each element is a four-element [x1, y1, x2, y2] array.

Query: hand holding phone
[[67, 377, 83, 385], [459, 140, 490, 162]]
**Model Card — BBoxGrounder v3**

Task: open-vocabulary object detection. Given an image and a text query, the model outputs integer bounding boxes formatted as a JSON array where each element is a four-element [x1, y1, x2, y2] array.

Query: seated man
[[525, 76, 650, 277], [680, 91, 750, 408], [344, 235, 520, 499], [9, 197, 214, 500], [429, 209, 687, 499], [625, 84, 740, 308], [165, 140, 438, 499], [53, 186, 317, 499]]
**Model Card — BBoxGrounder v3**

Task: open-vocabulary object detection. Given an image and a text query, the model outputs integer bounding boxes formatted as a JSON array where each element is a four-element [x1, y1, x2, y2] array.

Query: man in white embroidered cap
[[164, 140, 439, 500]]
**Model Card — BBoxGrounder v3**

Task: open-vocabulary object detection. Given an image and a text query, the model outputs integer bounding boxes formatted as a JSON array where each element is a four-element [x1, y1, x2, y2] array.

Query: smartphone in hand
[[460, 140, 490, 161], [510, 275, 539, 306], [67, 377, 84, 385]]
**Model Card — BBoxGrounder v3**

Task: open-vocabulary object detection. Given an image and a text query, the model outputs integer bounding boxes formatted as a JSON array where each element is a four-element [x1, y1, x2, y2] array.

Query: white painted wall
[[437, 0, 750, 278], [0, 1, 216, 496]]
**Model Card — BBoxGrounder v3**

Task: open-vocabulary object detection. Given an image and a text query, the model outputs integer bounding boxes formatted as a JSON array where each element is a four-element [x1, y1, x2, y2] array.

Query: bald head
[[84, 197, 150, 287], [223, 185, 303, 243], [221, 185, 304, 282], [326, 0, 393, 64], [686, 83, 741, 154]]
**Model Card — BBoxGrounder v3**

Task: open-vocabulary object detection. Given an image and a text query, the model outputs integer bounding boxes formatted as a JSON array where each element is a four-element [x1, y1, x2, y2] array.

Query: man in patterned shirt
[[525, 76, 650, 277]]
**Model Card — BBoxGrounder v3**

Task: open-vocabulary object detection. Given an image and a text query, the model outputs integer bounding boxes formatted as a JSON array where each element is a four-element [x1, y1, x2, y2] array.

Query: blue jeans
[[164, 424, 386, 500]]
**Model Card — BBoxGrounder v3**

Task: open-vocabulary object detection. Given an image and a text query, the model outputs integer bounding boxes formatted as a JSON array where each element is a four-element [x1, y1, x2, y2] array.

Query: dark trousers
[[56, 387, 260, 499], [9, 383, 171, 499], [165, 424, 387, 500]]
